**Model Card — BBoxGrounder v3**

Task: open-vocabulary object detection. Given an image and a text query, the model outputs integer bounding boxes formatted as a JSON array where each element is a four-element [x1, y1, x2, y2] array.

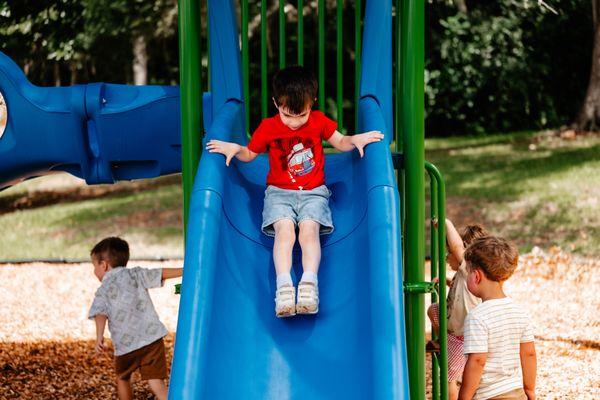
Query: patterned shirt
[[88, 267, 168, 356], [463, 297, 534, 399]]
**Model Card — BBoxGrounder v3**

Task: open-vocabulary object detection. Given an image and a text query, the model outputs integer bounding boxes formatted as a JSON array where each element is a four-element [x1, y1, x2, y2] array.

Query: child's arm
[[458, 353, 487, 400], [94, 315, 107, 353], [206, 140, 258, 166], [520, 342, 537, 399], [445, 218, 465, 263], [162, 267, 183, 280], [327, 130, 384, 157]]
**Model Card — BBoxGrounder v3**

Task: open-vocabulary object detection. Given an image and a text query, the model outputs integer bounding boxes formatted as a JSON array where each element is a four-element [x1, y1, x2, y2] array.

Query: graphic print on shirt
[[274, 137, 316, 183]]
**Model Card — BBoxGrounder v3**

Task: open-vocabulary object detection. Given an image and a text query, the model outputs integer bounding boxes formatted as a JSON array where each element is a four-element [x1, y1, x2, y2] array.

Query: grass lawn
[[0, 175, 184, 260], [0, 131, 597, 259], [425, 131, 599, 256]]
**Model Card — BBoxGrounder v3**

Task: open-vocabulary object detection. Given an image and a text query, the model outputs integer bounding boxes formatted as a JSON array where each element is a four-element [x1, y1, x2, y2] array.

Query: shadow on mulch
[[0, 335, 174, 399], [0, 175, 180, 216]]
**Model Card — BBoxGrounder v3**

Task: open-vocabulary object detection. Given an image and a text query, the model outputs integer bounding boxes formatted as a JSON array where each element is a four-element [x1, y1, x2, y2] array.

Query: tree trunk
[[133, 34, 148, 85], [53, 62, 61, 86], [575, 1, 600, 130], [454, 0, 468, 14]]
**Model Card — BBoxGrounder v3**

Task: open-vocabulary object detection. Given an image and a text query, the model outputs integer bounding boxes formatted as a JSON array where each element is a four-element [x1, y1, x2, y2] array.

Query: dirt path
[[0, 249, 598, 399]]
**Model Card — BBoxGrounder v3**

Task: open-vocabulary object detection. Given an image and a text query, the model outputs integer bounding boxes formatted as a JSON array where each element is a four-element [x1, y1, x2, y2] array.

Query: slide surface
[[169, 99, 410, 400]]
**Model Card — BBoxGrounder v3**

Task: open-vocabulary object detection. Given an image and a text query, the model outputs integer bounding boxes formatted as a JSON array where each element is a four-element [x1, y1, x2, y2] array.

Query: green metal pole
[[395, 0, 402, 152], [261, 0, 268, 118], [318, 0, 325, 111], [430, 174, 440, 400], [336, 0, 343, 130], [177, 0, 203, 235], [298, 0, 304, 65], [279, 0, 286, 69], [242, 0, 249, 132], [402, 0, 425, 398], [354, 0, 361, 132], [426, 161, 448, 400]]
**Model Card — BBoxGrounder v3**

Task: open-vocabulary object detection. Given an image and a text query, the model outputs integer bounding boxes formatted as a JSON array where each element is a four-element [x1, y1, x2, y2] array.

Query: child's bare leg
[[296, 220, 321, 314], [273, 219, 296, 284], [298, 220, 321, 278], [147, 379, 168, 400], [273, 219, 297, 317], [116, 377, 133, 400], [448, 380, 458, 400]]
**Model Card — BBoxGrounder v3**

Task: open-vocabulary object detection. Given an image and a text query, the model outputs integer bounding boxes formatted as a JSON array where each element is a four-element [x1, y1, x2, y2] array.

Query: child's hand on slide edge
[[206, 140, 241, 166], [351, 131, 384, 157]]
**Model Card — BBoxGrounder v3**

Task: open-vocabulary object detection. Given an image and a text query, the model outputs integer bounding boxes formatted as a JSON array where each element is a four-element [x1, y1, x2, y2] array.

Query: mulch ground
[[0, 249, 598, 399]]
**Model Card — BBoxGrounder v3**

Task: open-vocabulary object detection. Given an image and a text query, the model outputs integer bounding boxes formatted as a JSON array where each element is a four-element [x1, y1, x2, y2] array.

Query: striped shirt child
[[463, 297, 534, 399]]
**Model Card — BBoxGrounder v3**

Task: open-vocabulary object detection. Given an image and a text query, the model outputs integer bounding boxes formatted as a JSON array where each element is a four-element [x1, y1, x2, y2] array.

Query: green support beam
[[298, 0, 304, 65], [178, 0, 203, 235], [318, 0, 325, 111], [354, 0, 361, 132], [401, 0, 426, 398], [242, 0, 250, 132], [336, 0, 343, 130], [279, 0, 286, 69], [261, 0, 268, 118]]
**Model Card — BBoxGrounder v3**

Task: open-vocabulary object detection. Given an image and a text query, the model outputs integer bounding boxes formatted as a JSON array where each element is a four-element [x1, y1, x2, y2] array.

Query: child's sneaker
[[275, 285, 296, 318], [296, 282, 319, 314]]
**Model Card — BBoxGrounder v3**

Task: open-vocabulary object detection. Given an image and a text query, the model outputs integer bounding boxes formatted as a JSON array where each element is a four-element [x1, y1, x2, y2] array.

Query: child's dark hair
[[464, 236, 519, 282], [272, 66, 317, 114], [90, 237, 130, 268], [460, 224, 488, 247]]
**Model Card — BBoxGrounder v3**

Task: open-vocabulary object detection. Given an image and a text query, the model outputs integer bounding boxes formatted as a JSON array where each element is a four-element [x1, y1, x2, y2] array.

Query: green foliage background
[[0, 0, 594, 135]]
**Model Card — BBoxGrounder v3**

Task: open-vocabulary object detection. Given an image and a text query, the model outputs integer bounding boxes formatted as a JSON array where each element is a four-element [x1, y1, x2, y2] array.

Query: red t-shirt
[[247, 111, 337, 190]]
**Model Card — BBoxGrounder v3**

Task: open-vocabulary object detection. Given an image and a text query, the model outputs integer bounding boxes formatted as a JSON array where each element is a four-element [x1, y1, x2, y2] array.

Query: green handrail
[[426, 160, 448, 400], [430, 170, 440, 400]]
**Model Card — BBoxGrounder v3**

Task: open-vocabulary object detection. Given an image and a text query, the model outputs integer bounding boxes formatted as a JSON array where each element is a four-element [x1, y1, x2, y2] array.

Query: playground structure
[[0, 0, 449, 399]]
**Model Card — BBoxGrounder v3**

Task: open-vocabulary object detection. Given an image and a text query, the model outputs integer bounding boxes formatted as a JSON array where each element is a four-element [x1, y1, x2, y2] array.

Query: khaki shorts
[[489, 388, 527, 400], [114, 338, 167, 381]]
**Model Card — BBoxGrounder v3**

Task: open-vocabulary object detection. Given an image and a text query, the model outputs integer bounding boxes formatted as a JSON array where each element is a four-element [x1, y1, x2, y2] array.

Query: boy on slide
[[207, 66, 383, 317]]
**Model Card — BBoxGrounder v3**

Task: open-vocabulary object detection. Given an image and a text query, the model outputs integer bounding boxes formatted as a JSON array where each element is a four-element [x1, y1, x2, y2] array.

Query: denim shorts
[[261, 184, 334, 237]]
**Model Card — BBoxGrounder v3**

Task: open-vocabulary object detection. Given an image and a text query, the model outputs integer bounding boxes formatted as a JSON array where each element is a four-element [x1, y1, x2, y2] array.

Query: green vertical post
[[261, 0, 268, 118], [402, 0, 425, 398], [279, 0, 286, 69], [336, 0, 343, 130], [298, 0, 304, 65], [318, 0, 325, 111], [354, 0, 361, 132], [395, 0, 402, 152], [242, 0, 249, 132], [430, 175, 440, 400], [178, 0, 203, 234]]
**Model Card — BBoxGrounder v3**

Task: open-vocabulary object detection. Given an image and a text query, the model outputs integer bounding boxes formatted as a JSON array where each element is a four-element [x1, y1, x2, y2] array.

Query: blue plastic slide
[[169, 1, 409, 398]]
